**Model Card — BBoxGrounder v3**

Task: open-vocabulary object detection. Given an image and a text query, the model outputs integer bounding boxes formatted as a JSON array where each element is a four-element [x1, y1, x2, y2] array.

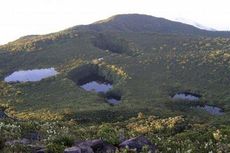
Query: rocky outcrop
[[64, 146, 92, 153], [65, 139, 116, 153], [98, 142, 116, 153], [0, 110, 7, 119], [64, 136, 155, 153], [75, 139, 103, 151], [36, 148, 47, 153], [119, 135, 156, 152]]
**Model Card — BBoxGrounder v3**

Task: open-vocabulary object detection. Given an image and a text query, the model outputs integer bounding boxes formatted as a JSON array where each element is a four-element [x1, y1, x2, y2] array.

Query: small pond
[[78, 75, 121, 105], [4, 68, 58, 83], [172, 92, 201, 101], [106, 95, 121, 105], [196, 105, 224, 115], [107, 98, 121, 105], [78, 75, 112, 94], [172, 92, 224, 116], [80, 81, 112, 94]]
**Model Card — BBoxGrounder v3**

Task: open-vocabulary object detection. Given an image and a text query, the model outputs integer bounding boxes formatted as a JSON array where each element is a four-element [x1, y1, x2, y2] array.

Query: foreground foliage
[[0, 113, 229, 152]]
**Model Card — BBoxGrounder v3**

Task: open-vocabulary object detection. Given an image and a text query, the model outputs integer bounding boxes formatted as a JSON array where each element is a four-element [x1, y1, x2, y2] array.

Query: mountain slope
[[1, 14, 230, 52], [0, 14, 229, 124]]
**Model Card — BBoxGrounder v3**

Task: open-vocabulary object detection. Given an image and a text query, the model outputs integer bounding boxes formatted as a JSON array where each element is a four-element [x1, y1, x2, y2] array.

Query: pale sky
[[0, 0, 230, 45]]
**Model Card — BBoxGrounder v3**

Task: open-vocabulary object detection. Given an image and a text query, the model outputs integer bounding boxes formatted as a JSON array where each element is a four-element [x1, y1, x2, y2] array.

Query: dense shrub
[[47, 143, 65, 153], [52, 135, 75, 147], [0, 137, 5, 150], [97, 123, 120, 145]]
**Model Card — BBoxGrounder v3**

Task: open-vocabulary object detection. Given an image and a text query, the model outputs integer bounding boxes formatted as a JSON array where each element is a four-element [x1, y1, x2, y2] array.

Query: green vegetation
[[0, 114, 229, 152], [0, 14, 229, 152]]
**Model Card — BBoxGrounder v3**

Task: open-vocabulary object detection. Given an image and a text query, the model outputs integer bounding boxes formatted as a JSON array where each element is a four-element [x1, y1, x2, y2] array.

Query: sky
[[0, 0, 230, 45]]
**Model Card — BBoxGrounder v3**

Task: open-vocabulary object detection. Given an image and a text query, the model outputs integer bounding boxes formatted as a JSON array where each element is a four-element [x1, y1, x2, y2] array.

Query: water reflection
[[196, 105, 224, 115], [78, 75, 121, 105], [172, 92, 201, 101], [4, 68, 58, 83], [80, 81, 112, 93]]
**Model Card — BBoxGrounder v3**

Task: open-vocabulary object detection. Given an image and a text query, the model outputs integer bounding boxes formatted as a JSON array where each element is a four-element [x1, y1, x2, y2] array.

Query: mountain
[[75, 14, 228, 36], [0, 14, 230, 152], [78, 14, 204, 34], [1, 14, 230, 52]]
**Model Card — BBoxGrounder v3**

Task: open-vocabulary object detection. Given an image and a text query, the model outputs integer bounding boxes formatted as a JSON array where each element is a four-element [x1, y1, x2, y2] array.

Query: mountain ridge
[[72, 14, 230, 36], [1, 13, 230, 52]]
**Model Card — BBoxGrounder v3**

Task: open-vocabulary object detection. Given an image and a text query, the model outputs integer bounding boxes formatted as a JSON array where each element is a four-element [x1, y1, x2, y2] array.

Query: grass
[[0, 31, 229, 124]]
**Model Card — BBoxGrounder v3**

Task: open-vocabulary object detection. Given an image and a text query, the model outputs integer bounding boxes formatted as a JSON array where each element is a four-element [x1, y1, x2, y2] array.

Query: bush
[[52, 135, 75, 147], [47, 143, 65, 153], [0, 137, 5, 150], [97, 124, 120, 145]]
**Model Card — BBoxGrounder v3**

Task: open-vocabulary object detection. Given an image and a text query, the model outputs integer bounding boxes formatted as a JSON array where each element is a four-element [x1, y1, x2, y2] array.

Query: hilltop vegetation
[[0, 14, 229, 152]]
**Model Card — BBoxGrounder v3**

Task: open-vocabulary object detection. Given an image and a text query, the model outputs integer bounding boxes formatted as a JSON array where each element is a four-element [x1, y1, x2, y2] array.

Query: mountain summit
[[85, 14, 203, 34], [73, 14, 228, 37]]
